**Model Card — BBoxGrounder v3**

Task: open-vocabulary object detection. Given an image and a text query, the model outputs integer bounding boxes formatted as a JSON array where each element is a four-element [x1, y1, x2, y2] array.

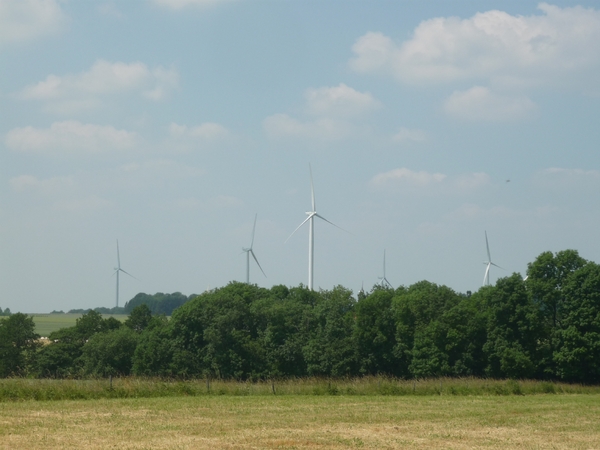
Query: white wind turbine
[[242, 214, 266, 284], [482, 231, 503, 287], [379, 250, 393, 289], [286, 164, 346, 290], [114, 240, 136, 308]]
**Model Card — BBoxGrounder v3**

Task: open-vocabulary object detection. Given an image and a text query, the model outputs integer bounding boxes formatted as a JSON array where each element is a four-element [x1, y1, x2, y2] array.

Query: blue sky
[[1, 0, 599, 313]]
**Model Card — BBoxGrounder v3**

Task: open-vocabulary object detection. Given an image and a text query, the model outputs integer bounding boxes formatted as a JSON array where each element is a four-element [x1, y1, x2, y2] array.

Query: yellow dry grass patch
[[1, 395, 599, 449]]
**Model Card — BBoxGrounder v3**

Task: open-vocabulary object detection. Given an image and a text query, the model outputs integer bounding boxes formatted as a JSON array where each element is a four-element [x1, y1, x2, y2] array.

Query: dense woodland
[[1, 250, 599, 383]]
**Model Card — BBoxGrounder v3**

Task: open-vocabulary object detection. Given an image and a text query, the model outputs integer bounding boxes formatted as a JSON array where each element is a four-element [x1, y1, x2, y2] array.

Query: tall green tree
[[482, 274, 543, 378], [526, 250, 588, 375], [553, 262, 600, 382], [0, 313, 39, 377]]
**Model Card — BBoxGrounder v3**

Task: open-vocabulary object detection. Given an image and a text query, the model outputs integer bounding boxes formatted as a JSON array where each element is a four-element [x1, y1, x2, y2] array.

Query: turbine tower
[[242, 214, 266, 284], [286, 164, 345, 290], [114, 240, 136, 308], [482, 231, 502, 286], [379, 250, 393, 289]]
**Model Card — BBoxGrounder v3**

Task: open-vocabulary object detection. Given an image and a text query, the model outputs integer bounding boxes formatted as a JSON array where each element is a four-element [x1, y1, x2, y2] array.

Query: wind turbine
[[242, 214, 266, 284], [379, 250, 393, 289], [114, 240, 136, 308], [286, 164, 346, 290], [482, 231, 503, 286]]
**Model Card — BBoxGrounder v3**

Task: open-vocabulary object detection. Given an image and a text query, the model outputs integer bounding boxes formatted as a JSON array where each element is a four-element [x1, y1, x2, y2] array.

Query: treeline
[[63, 292, 196, 316], [0, 308, 11, 316], [1, 250, 599, 383]]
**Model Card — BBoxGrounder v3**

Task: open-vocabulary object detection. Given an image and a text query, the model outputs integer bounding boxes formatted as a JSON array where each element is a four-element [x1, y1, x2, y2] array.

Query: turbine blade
[[309, 163, 315, 211], [119, 268, 137, 280], [117, 239, 121, 269], [483, 263, 491, 286], [285, 215, 313, 242], [485, 231, 491, 262], [250, 214, 257, 249], [314, 213, 350, 233], [383, 277, 393, 290], [383, 250, 386, 278], [250, 249, 267, 278], [490, 262, 504, 270]]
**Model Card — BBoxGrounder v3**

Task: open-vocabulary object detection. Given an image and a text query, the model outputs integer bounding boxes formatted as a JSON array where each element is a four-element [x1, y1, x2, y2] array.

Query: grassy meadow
[[1, 393, 599, 449], [31, 314, 128, 337]]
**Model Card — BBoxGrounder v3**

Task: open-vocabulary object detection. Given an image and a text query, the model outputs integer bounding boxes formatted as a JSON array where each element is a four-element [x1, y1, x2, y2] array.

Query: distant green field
[[31, 314, 128, 337]]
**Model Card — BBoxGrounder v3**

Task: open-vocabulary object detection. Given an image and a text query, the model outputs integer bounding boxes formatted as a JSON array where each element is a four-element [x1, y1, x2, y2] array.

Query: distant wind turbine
[[379, 250, 393, 289], [286, 164, 346, 290], [482, 231, 503, 287], [114, 240, 136, 308], [242, 214, 266, 284]]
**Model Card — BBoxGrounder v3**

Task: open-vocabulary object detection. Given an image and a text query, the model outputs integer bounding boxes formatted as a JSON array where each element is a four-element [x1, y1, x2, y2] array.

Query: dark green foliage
[[0, 313, 39, 377], [125, 304, 153, 333], [4, 249, 600, 383], [80, 327, 139, 377], [34, 310, 123, 378], [124, 292, 194, 315], [553, 262, 600, 382], [353, 288, 397, 375], [482, 274, 543, 379]]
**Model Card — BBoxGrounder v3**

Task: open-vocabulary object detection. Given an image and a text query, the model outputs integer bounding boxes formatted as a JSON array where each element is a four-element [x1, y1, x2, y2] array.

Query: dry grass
[[1, 394, 599, 449]]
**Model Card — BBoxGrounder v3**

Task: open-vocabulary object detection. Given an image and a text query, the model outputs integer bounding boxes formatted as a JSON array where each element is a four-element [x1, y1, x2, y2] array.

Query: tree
[[527, 250, 588, 375], [81, 327, 139, 377], [353, 288, 398, 375], [0, 313, 40, 377], [125, 304, 153, 333], [481, 274, 543, 379], [553, 262, 600, 382], [303, 286, 357, 377]]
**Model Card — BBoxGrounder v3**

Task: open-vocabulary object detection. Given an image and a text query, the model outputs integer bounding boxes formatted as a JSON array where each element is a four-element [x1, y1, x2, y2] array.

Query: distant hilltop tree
[[124, 292, 196, 316]]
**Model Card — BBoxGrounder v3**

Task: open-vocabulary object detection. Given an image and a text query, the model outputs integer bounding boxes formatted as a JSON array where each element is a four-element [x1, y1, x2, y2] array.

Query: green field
[[31, 314, 128, 336], [0, 394, 599, 449]]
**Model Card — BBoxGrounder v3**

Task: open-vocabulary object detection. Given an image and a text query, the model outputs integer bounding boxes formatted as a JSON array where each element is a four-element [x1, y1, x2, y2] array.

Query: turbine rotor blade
[[250, 249, 267, 278], [119, 268, 137, 280], [314, 213, 350, 233], [485, 231, 491, 261], [490, 262, 504, 270], [117, 239, 121, 269], [285, 214, 313, 242], [250, 214, 257, 249], [309, 163, 315, 211]]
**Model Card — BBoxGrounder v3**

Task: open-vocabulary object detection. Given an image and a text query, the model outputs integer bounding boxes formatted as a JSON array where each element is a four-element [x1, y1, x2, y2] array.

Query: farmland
[[31, 314, 128, 337], [1, 393, 599, 449]]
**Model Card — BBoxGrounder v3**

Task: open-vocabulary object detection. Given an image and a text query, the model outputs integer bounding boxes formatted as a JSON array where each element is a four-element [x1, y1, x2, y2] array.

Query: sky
[[1, 0, 599, 313]]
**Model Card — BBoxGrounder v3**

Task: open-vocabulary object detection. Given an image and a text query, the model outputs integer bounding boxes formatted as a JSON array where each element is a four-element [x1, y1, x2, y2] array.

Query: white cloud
[[19, 60, 179, 112], [118, 159, 203, 179], [371, 168, 446, 188], [263, 114, 355, 141], [152, 0, 232, 10], [371, 168, 492, 193], [350, 4, 600, 88], [0, 0, 66, 46], [443, 86, 536, 121], [169, 122, 229, 140], [305, 83, 381, 118], [5, 121, 138, 155], [392, 127, 426, 143], [264, 84, 379, 141]]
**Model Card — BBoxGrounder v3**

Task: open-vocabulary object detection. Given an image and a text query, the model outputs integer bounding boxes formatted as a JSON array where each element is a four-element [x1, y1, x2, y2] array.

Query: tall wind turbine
[[379, 250, 393, 289], [482, 231, 502, 286], [242, 214, 266, 284], [286, 164, 346, 290], [114, 240, 136, 308]]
